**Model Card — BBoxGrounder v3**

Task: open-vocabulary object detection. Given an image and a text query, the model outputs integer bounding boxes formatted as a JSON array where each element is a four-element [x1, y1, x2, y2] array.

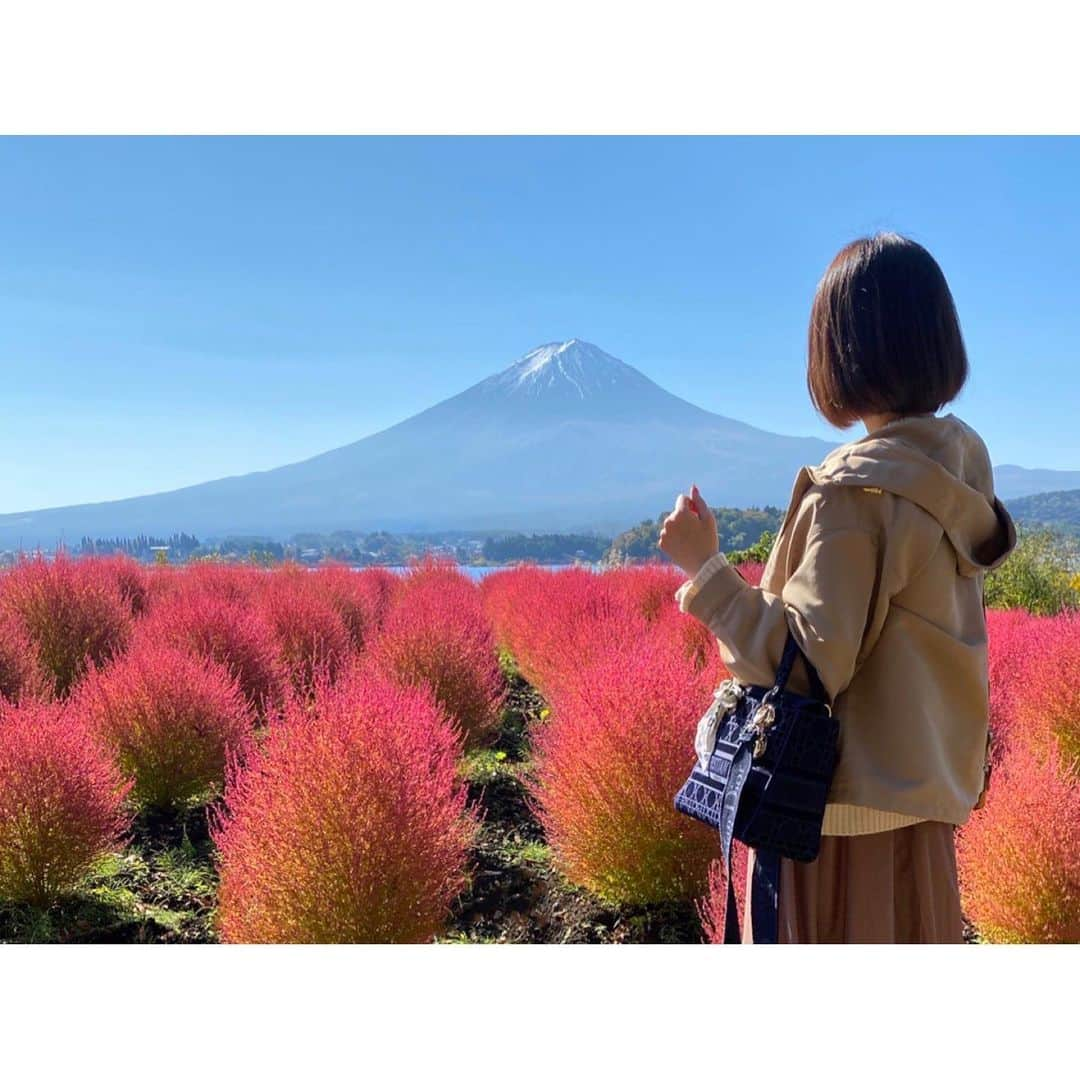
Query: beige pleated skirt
[[743, 821, 964, 944]]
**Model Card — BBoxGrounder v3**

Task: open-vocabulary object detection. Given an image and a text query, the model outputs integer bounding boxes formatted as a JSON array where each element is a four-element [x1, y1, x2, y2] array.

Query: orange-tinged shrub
[[213, 670, 478, 943], [0, 699, 132, 906], [136, 590, 287, 718], [957, 745, 1080, 943], [367, 576, 504, 748], [1009, 611, 1080, 771], [528, 632, 719, 906], [1, 555, 133, 697], [72, 641, 254, 810]]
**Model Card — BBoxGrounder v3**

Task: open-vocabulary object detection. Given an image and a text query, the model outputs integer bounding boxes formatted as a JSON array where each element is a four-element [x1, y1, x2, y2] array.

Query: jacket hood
[[808, 413, 1017, 577]]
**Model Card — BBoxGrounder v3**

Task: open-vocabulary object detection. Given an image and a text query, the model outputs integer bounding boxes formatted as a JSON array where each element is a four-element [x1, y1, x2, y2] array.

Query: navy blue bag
[[674, 629, 838, 943]]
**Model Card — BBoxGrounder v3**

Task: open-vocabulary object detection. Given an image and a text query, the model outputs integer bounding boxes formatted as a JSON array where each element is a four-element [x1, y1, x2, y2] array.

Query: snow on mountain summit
[[484, 339, 650, 401]]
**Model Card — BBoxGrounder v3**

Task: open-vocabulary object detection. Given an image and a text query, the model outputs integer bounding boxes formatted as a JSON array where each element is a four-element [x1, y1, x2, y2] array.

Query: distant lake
[[377, 563, 599, 581]]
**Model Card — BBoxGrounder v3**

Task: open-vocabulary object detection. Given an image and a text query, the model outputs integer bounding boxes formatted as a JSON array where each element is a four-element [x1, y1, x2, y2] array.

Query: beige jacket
[[678, 413, 1017, 827]]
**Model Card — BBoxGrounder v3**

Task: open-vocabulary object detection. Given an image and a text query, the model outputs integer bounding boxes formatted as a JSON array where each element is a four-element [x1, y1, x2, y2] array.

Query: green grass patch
[[460, 747, 519, 784]]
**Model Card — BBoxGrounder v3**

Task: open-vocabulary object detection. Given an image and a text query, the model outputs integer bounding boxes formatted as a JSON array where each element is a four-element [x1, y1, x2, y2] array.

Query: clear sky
[[1, 136, 1077, 513]]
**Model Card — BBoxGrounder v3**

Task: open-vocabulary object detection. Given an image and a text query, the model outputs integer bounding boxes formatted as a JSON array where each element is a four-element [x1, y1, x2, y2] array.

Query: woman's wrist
[[683, 548, 722, 579], [674, 551, 729, 613]]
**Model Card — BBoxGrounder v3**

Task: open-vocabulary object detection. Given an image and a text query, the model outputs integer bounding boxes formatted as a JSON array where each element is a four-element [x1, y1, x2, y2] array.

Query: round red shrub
[[528, 632, 719, 906], [0, 610, 48, 704], [605, 562, 685, 622], [72, 641, 254, 810], [367, 577, 504, 748], [652, 602, 725, 679], [213, 670, 478, 943], [0, 555, 133, 697], [258, 574, 354, 696], [309, 563, 401, 651], [95, 555, 151, 616], [985, 607, 1049, 761], [184, 560, 263, 603], [1009, 611, 1080, 771], [136, 590, 288, 717], [957, 745, 1080, 943], [485, 567, 643, 701], [479, 564, 549, 658], [400, 554, 474, 600], [0, 699, 132, 906], [351, 566, 403, 633]]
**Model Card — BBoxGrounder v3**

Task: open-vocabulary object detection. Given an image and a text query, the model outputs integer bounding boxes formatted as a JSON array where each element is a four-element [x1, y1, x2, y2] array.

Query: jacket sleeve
[[680, 487, 893, 703]]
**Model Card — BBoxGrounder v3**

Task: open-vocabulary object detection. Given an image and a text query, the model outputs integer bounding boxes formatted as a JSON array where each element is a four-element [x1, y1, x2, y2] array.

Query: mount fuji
[[0, 339, 1054, 545]]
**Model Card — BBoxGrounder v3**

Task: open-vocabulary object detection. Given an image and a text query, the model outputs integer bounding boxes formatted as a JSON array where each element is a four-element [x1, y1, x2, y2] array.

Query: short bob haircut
[[807, 232, 968, 429]]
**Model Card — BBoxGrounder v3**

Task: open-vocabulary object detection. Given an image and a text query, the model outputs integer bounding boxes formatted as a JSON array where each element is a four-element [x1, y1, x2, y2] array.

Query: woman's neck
[[862, 410, 936, 435], [862, 412, 899, 434]]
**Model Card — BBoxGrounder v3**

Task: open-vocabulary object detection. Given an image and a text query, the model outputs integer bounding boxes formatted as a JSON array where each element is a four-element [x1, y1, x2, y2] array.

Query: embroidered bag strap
[[718, 630, 805, 943], [975, 574, 994, 810]]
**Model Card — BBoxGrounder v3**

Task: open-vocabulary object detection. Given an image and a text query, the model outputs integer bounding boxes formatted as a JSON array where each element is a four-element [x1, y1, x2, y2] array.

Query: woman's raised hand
[[657, 483, 720, 578]]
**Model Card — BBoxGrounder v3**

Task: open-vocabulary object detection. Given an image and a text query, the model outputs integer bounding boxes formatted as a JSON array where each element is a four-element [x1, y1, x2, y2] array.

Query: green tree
[[984, 526, 1079, 615]]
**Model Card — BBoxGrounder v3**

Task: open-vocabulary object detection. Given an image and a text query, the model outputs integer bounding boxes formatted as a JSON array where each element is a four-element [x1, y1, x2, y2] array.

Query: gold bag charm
[[749, 702, 776, 759]]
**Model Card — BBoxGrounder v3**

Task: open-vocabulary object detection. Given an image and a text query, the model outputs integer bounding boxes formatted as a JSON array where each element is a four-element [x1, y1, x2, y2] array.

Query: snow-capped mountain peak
[[485, 339, 645, 401]]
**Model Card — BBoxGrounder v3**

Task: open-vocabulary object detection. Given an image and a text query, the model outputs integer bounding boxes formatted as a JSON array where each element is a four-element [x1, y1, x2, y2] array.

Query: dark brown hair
[[807, 232, 968, 429]]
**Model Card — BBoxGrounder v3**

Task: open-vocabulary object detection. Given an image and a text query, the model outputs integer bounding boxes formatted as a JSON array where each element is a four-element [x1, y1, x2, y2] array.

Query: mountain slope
[[992, 464, 1080, 501], [1005, 487, 1080, 538], [0, 339, 1072, 546]]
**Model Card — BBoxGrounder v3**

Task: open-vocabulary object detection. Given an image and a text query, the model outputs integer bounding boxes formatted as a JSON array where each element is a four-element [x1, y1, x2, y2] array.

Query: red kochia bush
[[529, 632, 719, 906], [399, 554, 475, 601], [180, 561, 263, 604], [351, 566, 403, 634], [0, 610, 48, 704], [653, 602, 725, 678], [734, 560, 765, 587], [96, 555, 152, 616], [309, 563, 402, 651], [1009, 611, 1080, 772], [957, 745, 1080, 943], [258, 573, 354, 696], [368, 576, 504, 748], [985, 607, 1041, 761], [136, 590, 288, 717], [697, 847, 750, 944], [0, 555, 133, 697], [479, 564, 548, 656], [213, 671, 478, 943], [0, 700, 131, 906], [605, 562, 686, 622], [73, 641, 254, 809], [482, 566, 645, 702]]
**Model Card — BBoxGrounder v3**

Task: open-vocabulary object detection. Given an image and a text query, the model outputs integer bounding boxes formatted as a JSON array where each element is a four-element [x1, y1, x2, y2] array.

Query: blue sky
[[1, 136, 1077, 513]]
